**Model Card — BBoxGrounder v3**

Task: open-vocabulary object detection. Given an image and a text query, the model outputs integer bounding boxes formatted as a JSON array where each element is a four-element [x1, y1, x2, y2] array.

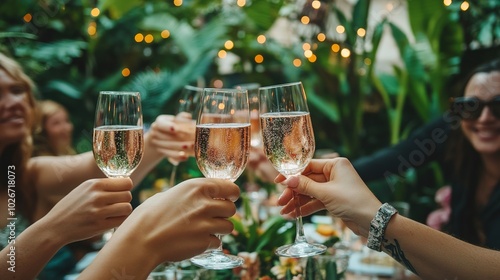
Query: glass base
[[190, 251, 244, 270], [275, 242, 327, 258]]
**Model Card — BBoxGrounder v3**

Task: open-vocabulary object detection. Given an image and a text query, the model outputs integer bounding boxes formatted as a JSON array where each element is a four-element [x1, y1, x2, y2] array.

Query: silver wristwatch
[[367, 203, 398, 252]]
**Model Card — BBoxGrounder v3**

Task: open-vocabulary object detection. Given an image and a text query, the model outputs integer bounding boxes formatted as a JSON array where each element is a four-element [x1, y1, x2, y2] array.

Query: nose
[[477, 105, 496, 121]]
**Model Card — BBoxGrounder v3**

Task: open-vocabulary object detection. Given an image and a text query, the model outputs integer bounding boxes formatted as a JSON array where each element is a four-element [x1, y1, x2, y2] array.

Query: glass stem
[[169, 164, 179, 188], [293, 190, 307, 243], [214, 234, 224, 254]]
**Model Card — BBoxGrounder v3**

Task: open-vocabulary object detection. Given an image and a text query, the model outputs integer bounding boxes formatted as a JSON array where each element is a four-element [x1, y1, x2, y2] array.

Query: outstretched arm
[[0, 178, 132, 280], [78, 178, 239, 279], [276, 158, 500, 280]]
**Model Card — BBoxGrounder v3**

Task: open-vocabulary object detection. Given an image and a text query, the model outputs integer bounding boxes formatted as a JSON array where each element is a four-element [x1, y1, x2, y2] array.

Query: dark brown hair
[[446, 58, 500, 244]]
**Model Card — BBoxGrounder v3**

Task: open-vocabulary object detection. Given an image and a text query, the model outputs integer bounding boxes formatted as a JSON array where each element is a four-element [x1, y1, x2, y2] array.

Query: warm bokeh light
[[23, 13, 32, 22], [317, 33, 326, 42], [87, 24, 97, 36], [301, 16, 310, 25], [254, 54, 264, 63], [218, 103, 225, 110], [293, 59, 302, 67], [161, 30, 170, 38], [257, 35, 266, 44], [213, 79, 223, 88], [331, 44, 340, 52], [237, 0, 246, 7], [224, 40, 234, 50], [443, 0, 452, 6], [122, 68, 131, 77], [357, 28, 366, 37], [312, 0, 321, 9], [302, 43, 311, 51], [135, 33, 144, 43], [218, 50, 227, 58], [304, 50, 313, 58], [336, 25, 345, 34], [90, 8, 100, 17], [460, 1, 469, 11], [144, 34, 154, 43], [364, 58, 372, 65], [173, 0, 182, 7], [340, 48, 351, 58], [308, 54, 317, 63]]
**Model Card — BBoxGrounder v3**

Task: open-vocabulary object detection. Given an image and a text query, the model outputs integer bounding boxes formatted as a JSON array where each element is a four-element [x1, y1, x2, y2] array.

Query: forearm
[[381, 215, 500, 280], [0, 219, 66, 279], [78, 225, 159, 279]]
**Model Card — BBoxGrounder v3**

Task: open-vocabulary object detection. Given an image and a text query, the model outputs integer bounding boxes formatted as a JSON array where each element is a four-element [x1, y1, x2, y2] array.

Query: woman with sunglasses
[[349, 58, 500, 250]]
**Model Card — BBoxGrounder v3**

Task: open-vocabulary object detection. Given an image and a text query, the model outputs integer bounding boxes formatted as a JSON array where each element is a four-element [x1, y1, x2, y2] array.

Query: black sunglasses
[[450, 96, 500, 120]]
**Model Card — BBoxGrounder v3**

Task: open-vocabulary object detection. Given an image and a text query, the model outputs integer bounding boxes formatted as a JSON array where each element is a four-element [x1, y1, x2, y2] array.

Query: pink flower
[[426, 186, 452, 230]]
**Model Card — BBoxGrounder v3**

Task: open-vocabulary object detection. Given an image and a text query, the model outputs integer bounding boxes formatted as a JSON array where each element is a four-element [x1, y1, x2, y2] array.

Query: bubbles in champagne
[[260, 112, 315, 176], [195, 123, 250, 181], [93, 125, 144, 177]]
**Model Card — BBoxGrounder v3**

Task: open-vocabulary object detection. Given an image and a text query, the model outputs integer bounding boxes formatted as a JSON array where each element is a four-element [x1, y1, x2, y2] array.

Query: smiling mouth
[[0, 116, 25, 124]]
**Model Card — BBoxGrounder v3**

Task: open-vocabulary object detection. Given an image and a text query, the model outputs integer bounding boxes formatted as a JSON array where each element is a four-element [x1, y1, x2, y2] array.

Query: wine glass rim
[[99, 91, 140, 96], [259, 81, 302, 90], [184, 85, 203, 91], [203, 87, 247, 93]]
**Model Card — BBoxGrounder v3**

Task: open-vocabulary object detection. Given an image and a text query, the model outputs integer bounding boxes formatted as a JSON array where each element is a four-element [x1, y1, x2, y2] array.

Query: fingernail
[[182, 145, 188, 149]]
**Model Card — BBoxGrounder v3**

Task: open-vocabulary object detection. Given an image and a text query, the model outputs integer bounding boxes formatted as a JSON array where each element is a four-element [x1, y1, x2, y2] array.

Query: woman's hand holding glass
[[190, 87, 250, 270], [259, 81, 326, 257]]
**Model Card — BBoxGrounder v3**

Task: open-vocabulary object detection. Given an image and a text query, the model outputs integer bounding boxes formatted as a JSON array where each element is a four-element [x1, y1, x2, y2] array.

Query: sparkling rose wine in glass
[[190, 87, 250, 270], [259, 81, 326, 258]]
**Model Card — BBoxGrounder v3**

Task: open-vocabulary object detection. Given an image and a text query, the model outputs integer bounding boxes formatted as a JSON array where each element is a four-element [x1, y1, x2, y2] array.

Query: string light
[[317, 33, 326, 42], [357, 28, 366, 37], [224, 40, 234, 50], [144, 34, 154, 43], [135, 33, 144, 43], [87, 22, 96, 36], [460, 1, 469, 11], [237, 0, 246, 7], [122, 68, 131, 77], [23, 13, 32, 22], [218, 50, 227, 58], [302, 43, 311, 51], [312, 0, 321, 9], [161, 30, 170, 38], [90, 8, 100, 17], [293, 59, 302, 67], [304, 50, 313, 58], [336, 25, 345, 34], [331, 44, 340, 52], [257, 35, 266, 44], [340, 48, 351, 58], [443, 0, 452, 6], [213, 79, 223, 88], [301, 16, 310, 25], [173, 0, 182, 7], [254, 54, 264, 63], [308, 54, 317, 63], [364, 58, 372, 65]]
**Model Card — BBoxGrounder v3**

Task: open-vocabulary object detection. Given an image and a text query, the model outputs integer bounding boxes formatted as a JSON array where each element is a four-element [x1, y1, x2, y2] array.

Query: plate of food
[[347, 250, 395, 276]]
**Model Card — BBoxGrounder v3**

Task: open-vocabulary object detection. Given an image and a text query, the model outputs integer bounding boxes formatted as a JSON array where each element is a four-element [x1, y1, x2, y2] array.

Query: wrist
[[367, 203, 398, 252]]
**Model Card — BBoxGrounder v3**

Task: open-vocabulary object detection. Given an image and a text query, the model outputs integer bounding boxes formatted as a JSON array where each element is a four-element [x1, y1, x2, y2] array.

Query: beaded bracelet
[[367, 203, 398, 252]]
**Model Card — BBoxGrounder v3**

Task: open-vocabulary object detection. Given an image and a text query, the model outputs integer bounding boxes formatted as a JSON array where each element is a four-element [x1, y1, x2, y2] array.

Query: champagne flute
[[93, 91, 144, 240], [259, 81, 327, 257], [190, 87, 250, 270], [165, 85, 202, 190]]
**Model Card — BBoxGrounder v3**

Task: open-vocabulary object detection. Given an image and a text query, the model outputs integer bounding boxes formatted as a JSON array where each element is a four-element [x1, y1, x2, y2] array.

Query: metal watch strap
[[367, 203, 398, 252]]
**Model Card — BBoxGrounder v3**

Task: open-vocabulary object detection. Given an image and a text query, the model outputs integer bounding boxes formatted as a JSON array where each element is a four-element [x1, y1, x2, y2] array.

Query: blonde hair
[[0, 52, 37, 220], [33, 100, 75, 156]]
